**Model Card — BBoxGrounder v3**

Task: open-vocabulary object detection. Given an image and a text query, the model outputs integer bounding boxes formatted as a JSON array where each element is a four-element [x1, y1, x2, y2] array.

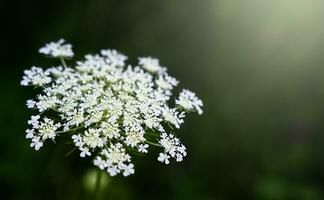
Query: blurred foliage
[[1, 0, 324, 199]]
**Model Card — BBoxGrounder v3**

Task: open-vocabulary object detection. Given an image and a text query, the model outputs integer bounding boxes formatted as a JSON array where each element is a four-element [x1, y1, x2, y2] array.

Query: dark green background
[[1, 0, 324, 199]]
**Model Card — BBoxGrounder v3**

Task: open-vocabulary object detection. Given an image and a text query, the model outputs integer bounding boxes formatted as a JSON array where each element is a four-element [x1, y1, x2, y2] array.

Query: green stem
[[60, 57, 68, 68], [55, 126, 84, 134], [146, 140, 161, 147], [64, 147, 77, 157], [93, 170, 102, 200]]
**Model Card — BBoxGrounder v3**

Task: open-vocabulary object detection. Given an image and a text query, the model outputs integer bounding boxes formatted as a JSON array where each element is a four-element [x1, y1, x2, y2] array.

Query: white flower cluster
[[176, 89, 203, 115], [158, 133, 187, 164], [39, 39, 74, 58], [21, 39, 203, 176], [26, 115, 61, 150]]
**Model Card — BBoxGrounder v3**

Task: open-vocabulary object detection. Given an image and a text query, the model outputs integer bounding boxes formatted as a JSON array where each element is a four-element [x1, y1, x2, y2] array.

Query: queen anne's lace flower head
[[21, 39, 203, 177]]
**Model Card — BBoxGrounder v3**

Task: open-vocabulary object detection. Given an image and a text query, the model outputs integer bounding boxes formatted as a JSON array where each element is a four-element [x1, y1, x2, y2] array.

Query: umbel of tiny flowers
[[21, 39, 203, 177]]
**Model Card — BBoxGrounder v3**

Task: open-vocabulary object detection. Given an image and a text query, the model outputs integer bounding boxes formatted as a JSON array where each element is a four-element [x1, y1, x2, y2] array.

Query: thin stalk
[[64, 147, 77, 157], [93, 170, 102, 200], [60, 57, 68, 68], [55, 126, 84, 134], [146, 140, 161, 147]]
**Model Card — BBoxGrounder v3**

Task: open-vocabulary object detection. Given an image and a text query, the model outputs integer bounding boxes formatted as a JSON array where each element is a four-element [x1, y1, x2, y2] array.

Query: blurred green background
[[1, 0, 324, 199]]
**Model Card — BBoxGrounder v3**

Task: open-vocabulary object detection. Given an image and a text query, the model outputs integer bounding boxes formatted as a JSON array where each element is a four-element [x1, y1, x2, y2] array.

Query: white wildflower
[[22, 39, 203, 177], [100, 49, 127, 67], [93, 143, 133, 176], [38, 117, 61, 140], [26, 100, 36, 108], [138, 57, 166, 74], [158, 133, 187, 163], [26, 117, 61, 150], [176, 89, 203, 115], [93, 156, 107, 170], [157, 153, 170, 164], [162, 107, 185, 129], [27, 115, 40, 128], [80, 147, 91, 157], [138, 144, 149, 153], [25, 129, 34, 139], [35, 95, 58, 112], [156, 74, 178, 90], [83, 129, 105, 149], [21, 67, 51, 86], [122, 163, 135, 176], [39, 39, 74, 58], [100, 122, 120, 139], [124, 131, 145, 147], [30, 136, 43, 150]]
